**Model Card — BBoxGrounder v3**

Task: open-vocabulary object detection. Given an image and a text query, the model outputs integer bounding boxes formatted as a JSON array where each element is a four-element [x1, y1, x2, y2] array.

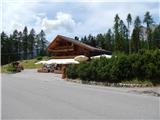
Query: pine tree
[[18, 31, 23, 60], [12, 30, 20, 60], [22, 26, 28, 59], [152, 24, 160, 49], [8, 34, 14, 62], [119, 20, 127, 52], [28, 28, 36, 58], [131, 16, 141, 53], [144, 11, 154, 28], [126, 13, 132, 54], [147, 28, 153, 49], [1, 31, 8, 53], [35, 34, 40, 56], [114, 14, 120, 52], [1, 31, 9, 64], [123, 23, 129, 53], [38, 30, 47, 56], [88, 34, 96, 47], [81, 36, 87, 44], [104, 29, 113, 51], [143, 11, 154, 49], [96, 33, 105, 49]]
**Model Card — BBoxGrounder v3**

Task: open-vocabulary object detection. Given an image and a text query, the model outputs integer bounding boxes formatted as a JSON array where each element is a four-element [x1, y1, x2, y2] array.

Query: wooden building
[[47, 35, 112, 58]]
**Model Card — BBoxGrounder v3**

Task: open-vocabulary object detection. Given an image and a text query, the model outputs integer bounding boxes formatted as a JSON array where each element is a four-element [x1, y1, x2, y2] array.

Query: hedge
[[66, 49, 160, 84]]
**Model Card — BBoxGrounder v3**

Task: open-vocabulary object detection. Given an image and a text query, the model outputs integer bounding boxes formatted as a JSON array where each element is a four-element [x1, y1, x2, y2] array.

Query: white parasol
[[91, 54, 112, 59], [74, 55, 89, 62], [46, 59, 79, 65]]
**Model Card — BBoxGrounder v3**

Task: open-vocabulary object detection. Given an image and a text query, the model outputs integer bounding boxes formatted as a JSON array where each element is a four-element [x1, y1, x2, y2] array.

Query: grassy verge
[[18, 59, 42, 69], [1, 58, 43, 73], [121, 78, 154, 87], [1, 64, 16, 73], [67, 78, 159, 87]]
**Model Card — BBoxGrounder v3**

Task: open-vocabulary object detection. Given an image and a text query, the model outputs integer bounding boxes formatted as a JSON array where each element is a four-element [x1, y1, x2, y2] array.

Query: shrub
[[77, 62, 91, 81], [66, 65, 78, 79], [6, 64, 17, 72], [66, 49, 160, 85], [36, 56, 43, 60]]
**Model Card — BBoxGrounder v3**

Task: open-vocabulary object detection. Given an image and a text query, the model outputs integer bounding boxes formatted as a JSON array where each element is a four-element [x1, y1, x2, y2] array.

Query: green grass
[[1, 64, 13, 73], [18, 59, 43, 69], [1, 58, 45, 73], [121, 78, 154, 86]]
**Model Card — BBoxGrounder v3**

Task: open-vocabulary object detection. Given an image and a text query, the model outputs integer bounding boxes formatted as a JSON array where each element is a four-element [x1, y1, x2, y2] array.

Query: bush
[[66, 49, 160, 85], [66, 65, 78, 79], [77, 62, 91, 81], [6, 64, 17, 72], [36, 56, 43, 60]]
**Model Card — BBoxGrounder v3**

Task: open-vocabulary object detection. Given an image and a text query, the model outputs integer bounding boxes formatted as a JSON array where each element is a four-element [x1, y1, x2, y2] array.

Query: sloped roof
[[47, 35, 112, 55]]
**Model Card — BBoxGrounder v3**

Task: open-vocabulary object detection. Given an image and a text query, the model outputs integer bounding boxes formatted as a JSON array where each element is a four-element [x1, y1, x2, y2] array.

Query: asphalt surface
[[2, 69, 160, 119]]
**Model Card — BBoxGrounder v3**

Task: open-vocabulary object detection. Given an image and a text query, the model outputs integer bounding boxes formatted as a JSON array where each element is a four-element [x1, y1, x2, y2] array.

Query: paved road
[[2, 69, 160, 119]]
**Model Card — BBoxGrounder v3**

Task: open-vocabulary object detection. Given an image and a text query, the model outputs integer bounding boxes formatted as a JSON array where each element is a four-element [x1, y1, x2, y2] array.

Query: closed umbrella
[[74, 55, 89, 62], [91, 54, 112, 59]]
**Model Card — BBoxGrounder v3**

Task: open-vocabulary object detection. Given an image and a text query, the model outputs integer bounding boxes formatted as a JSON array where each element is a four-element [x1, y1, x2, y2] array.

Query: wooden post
[[61, 65, 66, 79]]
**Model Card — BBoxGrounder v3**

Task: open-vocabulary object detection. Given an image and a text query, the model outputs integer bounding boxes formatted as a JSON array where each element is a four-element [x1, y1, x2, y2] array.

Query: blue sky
[[1, 0, 160, 41]]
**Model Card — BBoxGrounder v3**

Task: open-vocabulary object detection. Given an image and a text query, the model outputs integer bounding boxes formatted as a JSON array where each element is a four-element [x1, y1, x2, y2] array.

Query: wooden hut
[[47, 35, 112, 58], [47, 35, 112, 77]]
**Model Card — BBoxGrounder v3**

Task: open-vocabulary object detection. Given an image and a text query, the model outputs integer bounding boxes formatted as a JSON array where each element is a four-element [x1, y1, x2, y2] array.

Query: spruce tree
[[126, 13, 132, 54], [114, 14, 120, 52], [96, 33, 105, 49], [28, 28, 36, 58], [143, 11, 154, 49], [131, 16, 141, 53], [22, 26, 28, 59], [104, 29, 112, 51], [88, 34, 96, 47], [18, 31, 23, 60], [38, 30, 47, 56], [1, 31, 9, 64], [81, 36, 88, 44], [152, 24, 160, 49], [12, 30, 20, 60]]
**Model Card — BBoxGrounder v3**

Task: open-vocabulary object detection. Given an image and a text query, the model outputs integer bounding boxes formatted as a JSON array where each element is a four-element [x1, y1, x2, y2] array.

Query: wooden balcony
[[48, 48, 74, 52]]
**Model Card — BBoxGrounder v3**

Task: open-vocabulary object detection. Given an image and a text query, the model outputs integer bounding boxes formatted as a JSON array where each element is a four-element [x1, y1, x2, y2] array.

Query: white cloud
[[73, 2, 159, 37], [42, 12, 76, 34], [1, 0, 159, 41], [2, 0, 40, 33]]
